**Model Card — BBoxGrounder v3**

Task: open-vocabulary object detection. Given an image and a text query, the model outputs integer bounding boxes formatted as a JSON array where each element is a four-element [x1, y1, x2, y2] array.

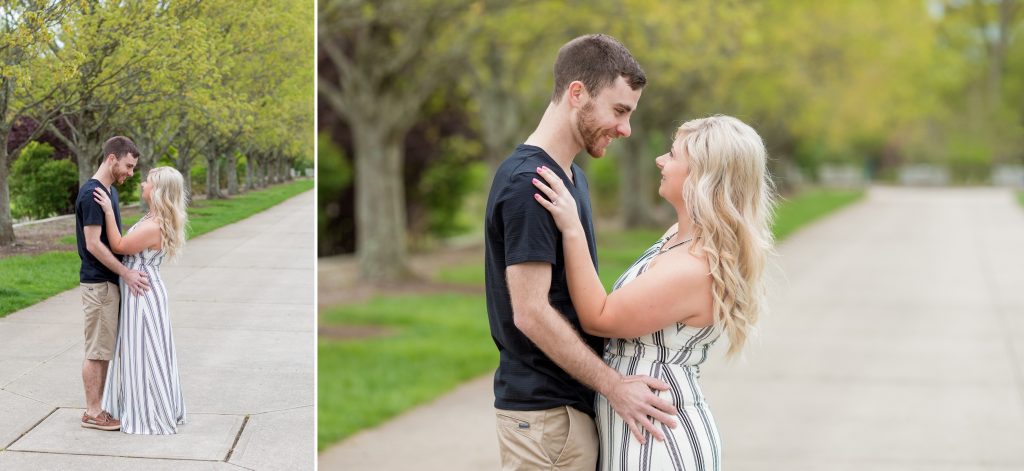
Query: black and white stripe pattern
[[596, 234, 722, 470], [101, 224, 186, 435]]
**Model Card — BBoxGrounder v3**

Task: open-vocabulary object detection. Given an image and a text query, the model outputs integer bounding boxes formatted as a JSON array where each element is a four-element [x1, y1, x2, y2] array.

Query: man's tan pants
[[495, 406, 598, 470]]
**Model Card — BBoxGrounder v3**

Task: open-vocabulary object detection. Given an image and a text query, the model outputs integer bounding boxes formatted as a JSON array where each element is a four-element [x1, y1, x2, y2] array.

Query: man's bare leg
[[82, 359, 108, 417]]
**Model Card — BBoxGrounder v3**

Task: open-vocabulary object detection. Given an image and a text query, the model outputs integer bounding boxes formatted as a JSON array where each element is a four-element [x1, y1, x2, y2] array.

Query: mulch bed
[[317, 324, 396, 341], [317, 243, 485, 341], [1, 207, 143, 259]]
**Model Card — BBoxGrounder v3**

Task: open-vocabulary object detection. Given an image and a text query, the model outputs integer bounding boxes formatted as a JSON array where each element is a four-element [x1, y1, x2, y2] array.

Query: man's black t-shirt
[[484, 144, 603, 417], [75, 179, 122, 284]]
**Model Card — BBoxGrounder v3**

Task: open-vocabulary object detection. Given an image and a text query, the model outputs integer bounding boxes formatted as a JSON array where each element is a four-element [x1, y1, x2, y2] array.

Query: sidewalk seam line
[[223, 414, 251, 463], [0, 341, 78, 390], [243, 404, 313, 416], [975, 226, 1024, 409], [3, 406, 57, 450], [1, 448, 226, 462], [0, 388, 51, 406]]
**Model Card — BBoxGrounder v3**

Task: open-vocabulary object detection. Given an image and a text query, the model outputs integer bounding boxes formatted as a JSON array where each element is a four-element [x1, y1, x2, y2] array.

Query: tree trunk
[[986, 0, 1013, 108], [206, 154, 225, 199], [136, 138, 158, 214], [246, 155, 255, 190], [480, 115, 519, 203], [258, 157, 266, 188], [272, 154, 283, 184], [76, 140, 102, 186], [175, 153, 193, 200], [268, 154, 277, 184], [227, 152, 239, 195], [74, 119, 108, 187], [0, 143, 15, 245], [353, 123, 411, 282], [619, 132, 659, 228]]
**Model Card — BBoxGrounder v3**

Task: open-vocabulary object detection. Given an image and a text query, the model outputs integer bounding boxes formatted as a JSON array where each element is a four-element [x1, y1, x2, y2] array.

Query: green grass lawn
[[436, 188, 865, 289], [318, 187, 865, 449], [318, 294, 495, 449], [0, 252, 82, 315], [772, 188, 863, 241], [0, 179, 312, 317], [1018, 191, 1024, 208]]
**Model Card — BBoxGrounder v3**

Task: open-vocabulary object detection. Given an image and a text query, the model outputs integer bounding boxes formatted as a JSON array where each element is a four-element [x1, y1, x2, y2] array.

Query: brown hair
[[102, 136, 140, 161], [552, 34, 646, 102]]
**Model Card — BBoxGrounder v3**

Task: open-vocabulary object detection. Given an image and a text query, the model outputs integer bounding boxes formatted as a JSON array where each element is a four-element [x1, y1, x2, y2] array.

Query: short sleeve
[[80, 185, 106, 227], [501, 172, 558, 266]]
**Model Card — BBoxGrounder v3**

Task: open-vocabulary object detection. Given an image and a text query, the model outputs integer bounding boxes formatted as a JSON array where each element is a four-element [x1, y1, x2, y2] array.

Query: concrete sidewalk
[[0, 190, 314, 470], [319, 186, 1024, 470]]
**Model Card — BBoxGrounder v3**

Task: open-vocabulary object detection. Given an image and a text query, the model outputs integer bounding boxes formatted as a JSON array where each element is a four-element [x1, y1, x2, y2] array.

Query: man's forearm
[[86, 243, 126, 277], [518, 304, 618, 394]]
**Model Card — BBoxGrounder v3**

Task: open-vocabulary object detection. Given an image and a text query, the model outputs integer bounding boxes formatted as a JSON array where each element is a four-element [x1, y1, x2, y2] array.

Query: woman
[[532, 115, 774, 470], [94, 166, 189, 435]]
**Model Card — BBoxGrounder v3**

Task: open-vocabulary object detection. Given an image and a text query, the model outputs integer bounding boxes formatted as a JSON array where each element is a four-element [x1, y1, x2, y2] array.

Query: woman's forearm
[[562, 228, 609, 326], [103, 209, 124, 253]]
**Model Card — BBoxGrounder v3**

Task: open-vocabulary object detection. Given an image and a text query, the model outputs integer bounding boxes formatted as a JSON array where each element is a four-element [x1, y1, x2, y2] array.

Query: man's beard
[[112, 165, 130, 184], [577, 102, 610, 158]]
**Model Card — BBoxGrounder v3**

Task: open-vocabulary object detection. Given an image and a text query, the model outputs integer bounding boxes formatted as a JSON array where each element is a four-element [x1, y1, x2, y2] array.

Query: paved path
[[319, 186, 1024, 470], [0, 190, 314, 470]]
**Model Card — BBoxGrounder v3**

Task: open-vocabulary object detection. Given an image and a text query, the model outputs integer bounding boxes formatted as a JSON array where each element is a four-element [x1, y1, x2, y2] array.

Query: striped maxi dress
[[101, 221, 186, 434], [596, 233, 722, 471]]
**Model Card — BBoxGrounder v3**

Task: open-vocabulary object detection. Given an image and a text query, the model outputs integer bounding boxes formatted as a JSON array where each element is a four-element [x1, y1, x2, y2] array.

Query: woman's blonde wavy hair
[[147, 166, 189, 261], [676, 115, 775, 357]]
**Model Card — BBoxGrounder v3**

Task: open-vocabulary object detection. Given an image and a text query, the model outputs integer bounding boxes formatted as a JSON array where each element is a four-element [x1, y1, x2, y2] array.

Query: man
[[485, 34, 678, 470], [75, 136, 149, 431]]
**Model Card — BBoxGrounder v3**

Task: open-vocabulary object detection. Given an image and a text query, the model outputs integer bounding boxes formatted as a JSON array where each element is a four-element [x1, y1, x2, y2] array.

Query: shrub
[[190, 161, 207, 193], [116, 172, 141, 205], [236, 153, 248, 186], [947, 133, 993, 185], [317, 132, 352, 255], [10, 141, 78, 219], [292, 155, 313, 176], [417, 136, 482, 239]]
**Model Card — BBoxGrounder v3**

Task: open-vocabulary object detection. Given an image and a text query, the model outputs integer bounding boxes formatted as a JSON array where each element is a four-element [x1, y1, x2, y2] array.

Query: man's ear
[[566, 80, 589, 108]]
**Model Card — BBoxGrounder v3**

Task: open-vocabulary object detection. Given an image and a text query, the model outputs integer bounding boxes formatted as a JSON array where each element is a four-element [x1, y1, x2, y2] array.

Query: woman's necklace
[[658, 234, 693, 254]]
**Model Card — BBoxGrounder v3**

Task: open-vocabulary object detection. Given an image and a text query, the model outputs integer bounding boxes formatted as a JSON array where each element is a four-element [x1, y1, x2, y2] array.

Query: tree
[[319, 0, 481, 282], [0, 0, 72, 245], [935, 0, 1024, 165], [48, 1, 201, 186], [466, 3, 567, 197]]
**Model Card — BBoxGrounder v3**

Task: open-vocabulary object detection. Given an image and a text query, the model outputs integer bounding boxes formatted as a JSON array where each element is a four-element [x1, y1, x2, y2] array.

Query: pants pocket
[[495, 407, 587, 468], [553, 407, 599, 469], [496, 411, 540, 442], [541, 407, 571, 464], [495, 408, 565, 469]]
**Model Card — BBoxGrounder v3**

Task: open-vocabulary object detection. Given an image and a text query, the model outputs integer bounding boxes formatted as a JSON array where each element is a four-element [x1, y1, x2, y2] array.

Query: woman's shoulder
[[659, 245, 710, 283], [132, 217, 162, 234], [138, 215, 161, 226]]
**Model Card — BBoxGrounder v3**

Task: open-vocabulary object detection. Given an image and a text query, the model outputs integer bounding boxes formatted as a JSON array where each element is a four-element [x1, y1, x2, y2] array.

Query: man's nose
[[617, 119, 632, 138]]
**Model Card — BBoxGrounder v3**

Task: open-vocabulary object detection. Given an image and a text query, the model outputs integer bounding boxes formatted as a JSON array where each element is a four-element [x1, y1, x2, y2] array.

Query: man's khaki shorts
[[495, 406, 598, 470], [81, 282, 119, 361]]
